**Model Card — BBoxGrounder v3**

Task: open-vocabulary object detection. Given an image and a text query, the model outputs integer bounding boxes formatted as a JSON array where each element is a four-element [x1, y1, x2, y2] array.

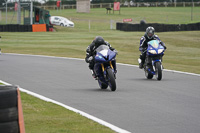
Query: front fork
[[101, 61, 116, 79], [101, 61, 114, 72], [152, 60, 163, 72]]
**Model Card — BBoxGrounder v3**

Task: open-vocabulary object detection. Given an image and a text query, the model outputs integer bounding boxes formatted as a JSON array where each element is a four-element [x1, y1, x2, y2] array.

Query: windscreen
[[95, 45, 109, 53], [148, 40, 159, 49]]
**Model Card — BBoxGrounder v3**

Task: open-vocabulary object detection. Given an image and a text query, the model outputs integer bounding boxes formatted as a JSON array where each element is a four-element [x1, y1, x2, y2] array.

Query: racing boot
[[90, 69, 97, 80], [138, 58, 144, 69]]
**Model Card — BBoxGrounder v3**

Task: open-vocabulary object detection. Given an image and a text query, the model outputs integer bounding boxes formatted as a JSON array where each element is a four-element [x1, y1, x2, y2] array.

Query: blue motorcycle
[[94, 45, 117, 91], [139, 40, 165, 80]]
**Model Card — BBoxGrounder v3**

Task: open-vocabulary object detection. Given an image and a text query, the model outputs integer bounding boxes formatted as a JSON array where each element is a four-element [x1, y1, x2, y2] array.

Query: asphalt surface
[[0, 53, 200, 133]]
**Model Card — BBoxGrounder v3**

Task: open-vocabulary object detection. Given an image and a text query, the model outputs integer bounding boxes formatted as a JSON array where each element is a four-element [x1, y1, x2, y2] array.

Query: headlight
[[149, 50, 157, 54], [158, 49, 164, 54], [96, 55, 102, 59]]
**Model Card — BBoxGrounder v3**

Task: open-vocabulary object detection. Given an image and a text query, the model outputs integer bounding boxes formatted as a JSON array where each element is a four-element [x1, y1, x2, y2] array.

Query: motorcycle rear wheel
[[107, 68, 116, 91], [145, 69, 153, 79]]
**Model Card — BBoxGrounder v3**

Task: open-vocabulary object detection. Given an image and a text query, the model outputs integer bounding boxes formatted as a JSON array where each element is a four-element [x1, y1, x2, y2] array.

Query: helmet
[[94, 36, 105, 46], [146, 27, 155, 39]]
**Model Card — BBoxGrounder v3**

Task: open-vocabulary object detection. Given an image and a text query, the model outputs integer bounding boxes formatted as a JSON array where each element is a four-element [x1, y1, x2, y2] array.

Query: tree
[[46, 0, 76, 5], [91, 0, 114, 3], [0, 0, 7, 8]]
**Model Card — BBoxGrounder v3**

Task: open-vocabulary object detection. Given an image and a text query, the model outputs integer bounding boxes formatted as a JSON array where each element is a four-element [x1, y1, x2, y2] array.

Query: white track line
[[5, 53, 200, 77], [117, 63, 200, 77], [0, 80, 131, 133]]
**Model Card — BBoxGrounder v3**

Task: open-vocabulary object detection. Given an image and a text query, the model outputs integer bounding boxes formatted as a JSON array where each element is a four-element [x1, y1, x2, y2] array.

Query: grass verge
[[0, 81, 115, 133], [21, 92, 115, 133]]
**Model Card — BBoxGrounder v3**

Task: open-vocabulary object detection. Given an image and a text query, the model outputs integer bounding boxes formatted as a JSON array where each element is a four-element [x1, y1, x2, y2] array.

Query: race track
[[0, 53, 200, 133]]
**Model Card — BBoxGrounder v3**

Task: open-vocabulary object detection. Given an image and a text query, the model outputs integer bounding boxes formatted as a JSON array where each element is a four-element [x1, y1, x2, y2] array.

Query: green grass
[[21, 92, 114, 133], [1, 7, 200, 27], [52, 7, 200, 23], [48, 7, 200, 31]]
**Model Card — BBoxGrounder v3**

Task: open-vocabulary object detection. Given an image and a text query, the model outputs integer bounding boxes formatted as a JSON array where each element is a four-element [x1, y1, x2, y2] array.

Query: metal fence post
[[89, 20, 90, 31], [191, 0, 194, 21], [6, 0, 7, 24], [17, 0, 21, 24], [30, 0, 33, 25], [110, 20, 114, 30]]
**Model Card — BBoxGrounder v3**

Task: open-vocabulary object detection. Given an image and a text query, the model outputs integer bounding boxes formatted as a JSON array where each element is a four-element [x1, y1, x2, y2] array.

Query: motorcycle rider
[[85, 36, 117, 78], [139, 26, 166, 69]]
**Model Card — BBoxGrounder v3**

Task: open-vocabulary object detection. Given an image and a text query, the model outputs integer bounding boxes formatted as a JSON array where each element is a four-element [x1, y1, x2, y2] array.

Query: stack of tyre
[[0, 25, 32, 32], [0, 86, 20, 133], [116, 22, 200, 32]]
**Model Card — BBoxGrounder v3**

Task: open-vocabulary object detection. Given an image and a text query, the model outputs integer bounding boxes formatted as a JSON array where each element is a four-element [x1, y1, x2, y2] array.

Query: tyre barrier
[[116, 22, 200, 32], [0, 24, 52, 32], [0, 86, 25, 133], [0, 25, 32, 32]]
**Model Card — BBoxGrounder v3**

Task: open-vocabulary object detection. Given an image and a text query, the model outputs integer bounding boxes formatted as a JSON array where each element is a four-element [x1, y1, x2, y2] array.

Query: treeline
[[93, 0, 200, 2], [43, 0, 200, 5], [132, 0, 200, 2], [46, 0, 76, 5], [46, 0, 200, 4]]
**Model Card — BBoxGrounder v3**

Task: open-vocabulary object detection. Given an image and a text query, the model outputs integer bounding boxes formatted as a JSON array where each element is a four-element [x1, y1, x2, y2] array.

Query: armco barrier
[[116, 22, 200, 32], [0, 86, 25, 133]]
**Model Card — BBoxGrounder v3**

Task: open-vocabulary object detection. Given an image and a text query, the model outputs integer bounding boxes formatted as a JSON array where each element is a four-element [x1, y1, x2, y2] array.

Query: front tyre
[[155, 62, 162, 80], [107, 68, 116, 91]]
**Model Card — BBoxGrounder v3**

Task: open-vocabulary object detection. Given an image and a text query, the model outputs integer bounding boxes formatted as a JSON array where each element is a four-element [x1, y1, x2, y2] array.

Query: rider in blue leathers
[[139, 27, 166, 69]]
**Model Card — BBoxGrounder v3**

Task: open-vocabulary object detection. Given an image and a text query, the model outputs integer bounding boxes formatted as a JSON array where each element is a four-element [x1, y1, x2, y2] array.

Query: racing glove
[[88, 56, 93, 63], [113, 49, 118, 55]]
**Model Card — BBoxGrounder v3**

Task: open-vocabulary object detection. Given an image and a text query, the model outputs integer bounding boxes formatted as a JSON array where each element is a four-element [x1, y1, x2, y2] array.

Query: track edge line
[[0, 80, 131, 133]]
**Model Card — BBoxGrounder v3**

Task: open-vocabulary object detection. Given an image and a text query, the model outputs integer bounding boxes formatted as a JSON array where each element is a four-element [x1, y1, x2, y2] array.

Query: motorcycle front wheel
[[106, 68, 116, 91], [155, 62, 162, 80]]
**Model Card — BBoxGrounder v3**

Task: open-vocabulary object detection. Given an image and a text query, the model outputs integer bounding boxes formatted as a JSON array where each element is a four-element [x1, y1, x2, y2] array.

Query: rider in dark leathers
[[139, 27, 166, 69], [85, 36, 117, 78]]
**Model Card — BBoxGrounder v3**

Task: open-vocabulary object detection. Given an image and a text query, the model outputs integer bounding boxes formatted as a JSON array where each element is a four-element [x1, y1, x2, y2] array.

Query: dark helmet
[[146, 27, 155, 39], [94, 36, 105, 46]]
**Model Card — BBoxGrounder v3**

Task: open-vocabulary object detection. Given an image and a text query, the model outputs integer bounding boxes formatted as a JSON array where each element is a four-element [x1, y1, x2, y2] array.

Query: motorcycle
[[138, 40, 165, 80], [93, 45, 117, 91]]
